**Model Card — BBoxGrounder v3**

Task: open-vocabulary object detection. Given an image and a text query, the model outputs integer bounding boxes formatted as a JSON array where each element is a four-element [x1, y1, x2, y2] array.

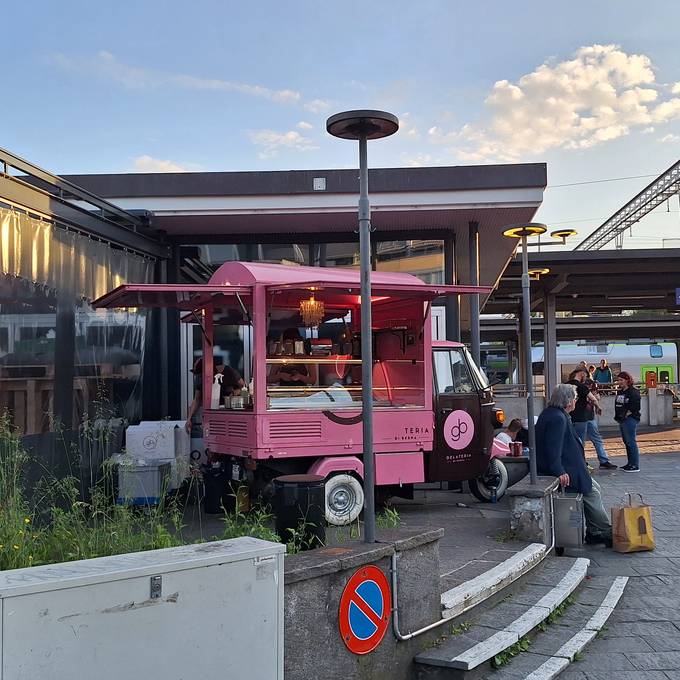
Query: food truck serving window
[[265, 318, 426, 411]]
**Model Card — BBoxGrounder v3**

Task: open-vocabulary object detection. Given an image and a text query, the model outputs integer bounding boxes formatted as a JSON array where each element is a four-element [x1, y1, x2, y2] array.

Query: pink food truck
[[94, 261, 508, 524]]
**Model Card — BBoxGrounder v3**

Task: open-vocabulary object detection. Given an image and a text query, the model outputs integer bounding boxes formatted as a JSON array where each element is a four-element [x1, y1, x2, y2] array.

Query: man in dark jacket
[[536, 383, 612, 545]]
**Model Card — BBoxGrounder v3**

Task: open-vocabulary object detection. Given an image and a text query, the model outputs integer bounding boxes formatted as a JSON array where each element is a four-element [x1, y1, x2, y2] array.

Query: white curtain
[[0, 207, 153, 300]]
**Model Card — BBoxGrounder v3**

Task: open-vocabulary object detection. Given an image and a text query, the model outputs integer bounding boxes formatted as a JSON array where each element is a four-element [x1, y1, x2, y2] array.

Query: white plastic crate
[[116, 460, 171, 505]]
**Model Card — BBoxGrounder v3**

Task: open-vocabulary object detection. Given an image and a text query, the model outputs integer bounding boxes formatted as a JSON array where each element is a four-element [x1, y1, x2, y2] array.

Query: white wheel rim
[[325, 474, 363, 525]]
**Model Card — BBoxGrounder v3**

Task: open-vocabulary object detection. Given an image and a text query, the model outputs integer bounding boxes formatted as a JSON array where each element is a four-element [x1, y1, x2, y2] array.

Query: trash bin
[[202, 460, 237, 514], [272, 474, 325, 549]]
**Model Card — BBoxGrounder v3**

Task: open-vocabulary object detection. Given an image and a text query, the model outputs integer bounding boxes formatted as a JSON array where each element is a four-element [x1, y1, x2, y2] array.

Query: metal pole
[[521, 235, 537, 484], [468, 221, 481, 366], [358, 134, 376, 543]]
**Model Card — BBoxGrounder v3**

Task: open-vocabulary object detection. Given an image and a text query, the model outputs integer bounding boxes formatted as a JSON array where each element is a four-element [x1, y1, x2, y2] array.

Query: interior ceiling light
[[299, 294, 325, 327]]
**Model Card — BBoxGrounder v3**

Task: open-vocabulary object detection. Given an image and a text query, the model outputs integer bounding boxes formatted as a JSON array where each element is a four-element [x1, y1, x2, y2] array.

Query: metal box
[[0, 537, 285, 680], [116, 459, 171, 505], [553, 491, 584, 550]]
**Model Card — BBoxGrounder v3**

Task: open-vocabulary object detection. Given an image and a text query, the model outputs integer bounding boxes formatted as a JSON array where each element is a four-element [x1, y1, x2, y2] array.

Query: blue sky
[[3, 0, 680, 247]]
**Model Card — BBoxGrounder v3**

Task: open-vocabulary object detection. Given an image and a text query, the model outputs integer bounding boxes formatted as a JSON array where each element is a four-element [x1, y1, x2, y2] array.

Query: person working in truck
[[185, 356, 244, 433], [268, 328, 317, 387]]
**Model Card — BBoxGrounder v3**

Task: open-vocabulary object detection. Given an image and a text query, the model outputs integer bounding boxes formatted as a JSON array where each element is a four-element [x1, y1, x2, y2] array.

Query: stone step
[[440, 543, 547, 620], [482, 574, 629, 679], [414, 557, 590, 679]]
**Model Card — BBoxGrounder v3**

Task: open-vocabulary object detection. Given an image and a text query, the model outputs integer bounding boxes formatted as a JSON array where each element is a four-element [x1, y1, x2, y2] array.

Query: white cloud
[[297, 121, 313, 130], [303, 98, 332, 114], [52, 51, 329, 108], [247, 129, 318, 159], [129, 155, 192, 173], [659, 133, 680, 143], [430, 44, 680, 162], [398, 112, 420, 139]]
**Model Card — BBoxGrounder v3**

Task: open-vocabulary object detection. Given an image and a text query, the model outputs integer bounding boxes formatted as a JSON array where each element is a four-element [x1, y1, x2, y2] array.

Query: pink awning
[[92, 284, 252, 310]]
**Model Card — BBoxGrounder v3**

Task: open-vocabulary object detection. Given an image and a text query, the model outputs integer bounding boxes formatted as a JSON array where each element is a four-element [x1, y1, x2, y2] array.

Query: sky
[[3, 0, 680, 248]]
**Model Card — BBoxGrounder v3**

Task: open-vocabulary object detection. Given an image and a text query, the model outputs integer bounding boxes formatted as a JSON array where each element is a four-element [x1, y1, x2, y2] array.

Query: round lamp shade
[[326, 110, 399, 140], [502, 222, 548, 238], [550, 229, 578, 240], [528, 268, 550, 278]]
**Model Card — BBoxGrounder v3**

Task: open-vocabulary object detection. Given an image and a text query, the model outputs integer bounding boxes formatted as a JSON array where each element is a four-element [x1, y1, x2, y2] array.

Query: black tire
[[468, 459, 509, 503], [555, 546, 565, 557]]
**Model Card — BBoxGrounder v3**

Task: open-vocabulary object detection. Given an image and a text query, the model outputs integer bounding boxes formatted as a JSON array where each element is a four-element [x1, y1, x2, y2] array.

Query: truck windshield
[[433, 349, 476, 394], [463, 346, 490, 389]]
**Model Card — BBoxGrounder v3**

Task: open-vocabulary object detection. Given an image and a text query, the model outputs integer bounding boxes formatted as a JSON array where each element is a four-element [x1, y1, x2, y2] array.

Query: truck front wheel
[[325, 473, 364, 526], [468, 458, 509, 503]]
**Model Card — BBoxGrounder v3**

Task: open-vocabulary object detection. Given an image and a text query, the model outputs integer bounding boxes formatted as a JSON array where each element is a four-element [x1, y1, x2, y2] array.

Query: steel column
[[444, 233, 461, 342], [521, 236, 537, 484], [468, 221, 481, 365], [544, 293, 558, 398]]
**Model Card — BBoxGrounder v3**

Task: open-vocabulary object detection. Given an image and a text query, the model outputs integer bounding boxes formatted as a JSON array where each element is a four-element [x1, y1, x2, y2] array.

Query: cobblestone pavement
[[562, 449, 680, 679]]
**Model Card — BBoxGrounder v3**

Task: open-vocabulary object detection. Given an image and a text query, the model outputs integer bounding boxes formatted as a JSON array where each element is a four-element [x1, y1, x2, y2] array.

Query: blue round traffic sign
[[338, 565, 391, 654]]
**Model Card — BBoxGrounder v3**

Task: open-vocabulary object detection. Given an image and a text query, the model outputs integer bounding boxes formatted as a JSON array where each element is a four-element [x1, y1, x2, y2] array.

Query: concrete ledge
[[441, 543, 546, 619], [508, 477, 559, 544], [507, 476, 559, 499], [284, 527, 444, 680], [284, 527, 443, 585]]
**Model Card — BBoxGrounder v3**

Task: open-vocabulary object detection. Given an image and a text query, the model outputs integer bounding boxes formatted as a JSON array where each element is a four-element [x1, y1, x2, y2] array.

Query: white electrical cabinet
[[0, 537, 285, 680]]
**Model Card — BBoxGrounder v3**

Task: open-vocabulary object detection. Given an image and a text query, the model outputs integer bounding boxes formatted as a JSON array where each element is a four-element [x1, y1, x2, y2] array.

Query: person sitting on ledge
[[535, 383, 613, 547]]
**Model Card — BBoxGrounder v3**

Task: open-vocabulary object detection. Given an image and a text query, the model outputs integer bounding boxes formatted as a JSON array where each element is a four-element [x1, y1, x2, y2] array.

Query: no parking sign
[[338, 565, 391, 654]]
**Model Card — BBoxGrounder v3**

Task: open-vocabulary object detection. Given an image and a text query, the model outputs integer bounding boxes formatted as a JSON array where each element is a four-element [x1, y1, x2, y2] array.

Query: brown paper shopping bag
[[611, 492, 655, 553]]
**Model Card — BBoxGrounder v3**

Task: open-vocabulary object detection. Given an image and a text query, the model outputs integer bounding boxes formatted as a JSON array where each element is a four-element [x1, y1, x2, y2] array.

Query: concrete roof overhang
[[486, 248, 680, 315], [63, 163, 546, 290]]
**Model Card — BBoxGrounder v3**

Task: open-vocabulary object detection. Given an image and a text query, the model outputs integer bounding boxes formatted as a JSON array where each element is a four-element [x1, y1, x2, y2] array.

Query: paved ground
[[561, 448, 680, 679]]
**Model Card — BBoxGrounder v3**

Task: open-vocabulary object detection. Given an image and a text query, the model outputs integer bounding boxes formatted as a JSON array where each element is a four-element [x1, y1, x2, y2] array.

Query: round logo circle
[[443, 410, 475, 450]]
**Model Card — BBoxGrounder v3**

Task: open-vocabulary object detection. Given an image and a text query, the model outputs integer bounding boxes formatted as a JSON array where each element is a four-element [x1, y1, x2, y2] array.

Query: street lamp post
[[502, 223, 548, 485], [327, 110, 399, 543]]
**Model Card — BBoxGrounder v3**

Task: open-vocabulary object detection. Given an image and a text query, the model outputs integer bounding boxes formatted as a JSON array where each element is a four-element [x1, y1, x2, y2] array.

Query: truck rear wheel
[[468, 458, 509, 503], [325, 473, 364, 526]]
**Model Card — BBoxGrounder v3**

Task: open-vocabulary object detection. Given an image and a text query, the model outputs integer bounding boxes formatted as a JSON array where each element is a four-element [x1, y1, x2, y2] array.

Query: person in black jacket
[[614, 371, 642, 472], [536, 383, 612, 545]]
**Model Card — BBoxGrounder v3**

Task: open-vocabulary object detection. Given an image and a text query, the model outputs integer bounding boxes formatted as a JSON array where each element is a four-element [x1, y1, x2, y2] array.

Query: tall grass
[[0, 412, 188, 570], [0, 410, 283, 569]]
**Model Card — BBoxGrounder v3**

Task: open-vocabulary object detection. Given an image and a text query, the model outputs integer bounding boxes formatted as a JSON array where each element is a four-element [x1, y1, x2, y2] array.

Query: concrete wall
[[496, 391, 675, 428], [597, 391, 674, 428], [494, 396, 546, 425], [284, 528, 444, 680]]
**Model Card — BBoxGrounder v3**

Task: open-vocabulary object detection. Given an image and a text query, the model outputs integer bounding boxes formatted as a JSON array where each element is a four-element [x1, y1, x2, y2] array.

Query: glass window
[[464, 347, 490, 388], [434, 350, 476, 394], [650, 344, 663, 359]]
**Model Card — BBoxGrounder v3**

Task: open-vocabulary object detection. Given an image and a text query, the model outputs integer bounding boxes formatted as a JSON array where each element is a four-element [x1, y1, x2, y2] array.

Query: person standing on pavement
[[536, 384, 612, 546], [585, 371, 617, 470], [615, 371, 642, 473], [593, 359, 613, 384]]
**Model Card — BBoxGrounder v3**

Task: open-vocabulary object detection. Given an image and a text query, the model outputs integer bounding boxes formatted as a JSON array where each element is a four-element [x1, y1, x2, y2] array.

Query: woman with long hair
[[614, 371, 642, 472]]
